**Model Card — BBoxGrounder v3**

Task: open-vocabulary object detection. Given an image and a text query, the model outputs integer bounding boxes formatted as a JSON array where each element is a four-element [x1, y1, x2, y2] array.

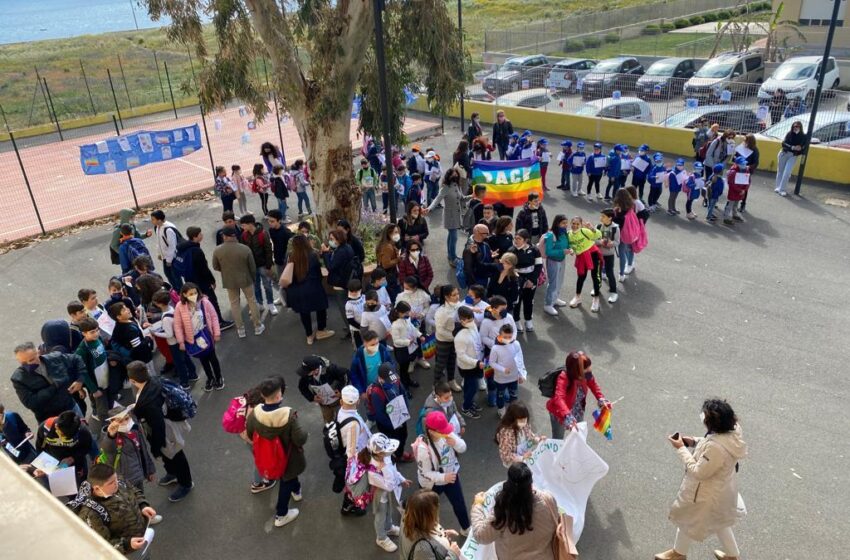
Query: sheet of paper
[[96, 141, 109, 154], [676, 171, 689, 185], [5, 441, 21, 458], [572, 156, 585, 167], [734, 172, 750, 185], [117, 137, 131, 152], [620, 159, 631, 171], [593, 156, 606, 168], [103, 160, 117, 174], [48, 466, 78, 497], [31, 452, 60, 474], [311, 383, 337, 406], [173, 129, 183, 142], [138, 133, 153, 153], [161, 146, 172, 160], [735, 144, 753, 158], [655, 172, 667, 184], [186, 127, 196, 142], [632, 157, 649, 172]]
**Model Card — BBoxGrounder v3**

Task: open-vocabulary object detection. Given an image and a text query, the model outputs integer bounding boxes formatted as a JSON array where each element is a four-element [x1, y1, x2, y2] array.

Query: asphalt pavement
[[1, 124, 849, 559]]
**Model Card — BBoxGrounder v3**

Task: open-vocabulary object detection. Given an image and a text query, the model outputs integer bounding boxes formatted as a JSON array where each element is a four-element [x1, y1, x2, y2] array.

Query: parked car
[[758, 56, 840, 104], [482, 55, 552, 96], [683, 51, 765, 102], [574, 97, 653, 122], [636, 57, 697, 99], [759, 111, 850, 146], [547, 58, 597, 94], [465, 85, 494, 103], [495, 88, 554, 109], [580, 57, 645, 100], [660, 105, 766, 133]]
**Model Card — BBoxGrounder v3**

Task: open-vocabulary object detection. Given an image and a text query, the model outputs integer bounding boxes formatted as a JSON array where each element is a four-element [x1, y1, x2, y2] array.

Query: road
[[1, 124, 849, 559]]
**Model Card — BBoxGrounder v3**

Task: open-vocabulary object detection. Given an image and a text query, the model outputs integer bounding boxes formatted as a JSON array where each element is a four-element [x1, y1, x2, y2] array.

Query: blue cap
[[577, 141, 585, 148], [614, 144, 624, 152], [694, 162, 704, 170], [734, 156, 747, 165], [713, 163, 725, 173], [593, 142, 602, 149], [622, 145, 630, 151], [676, 158, 685, 166], [511, 133, 519, 139], [538, 137, 548, 144], [561, 140, 572, 147], [653, 152, 664, 162], [522, 130, 532, 137], [639, 144, 649, 151]]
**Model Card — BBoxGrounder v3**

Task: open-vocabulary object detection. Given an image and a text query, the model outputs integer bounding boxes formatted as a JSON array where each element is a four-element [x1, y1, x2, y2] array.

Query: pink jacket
[[173, 297, 220, 345]]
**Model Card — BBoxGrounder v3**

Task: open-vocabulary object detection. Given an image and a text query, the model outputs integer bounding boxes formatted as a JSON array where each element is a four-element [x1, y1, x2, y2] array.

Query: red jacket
[[396, 253, 434, 290], [173, 297, 221, 346], [545, 370, 605, 425], [725, 167, 749, 202]]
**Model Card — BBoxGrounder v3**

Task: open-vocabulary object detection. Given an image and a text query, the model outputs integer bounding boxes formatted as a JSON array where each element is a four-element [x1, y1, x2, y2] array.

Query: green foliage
[[604, 32, 620, 44], [673, 18, 690, 29], [642, 24, 661, 35], [660, 22, 676, 31], [702, 12, 718, 22], [563, 38, 586, 51], [583, 36, 603, 48], [689, 16, 705, 25], [716, 9, 732, 19]]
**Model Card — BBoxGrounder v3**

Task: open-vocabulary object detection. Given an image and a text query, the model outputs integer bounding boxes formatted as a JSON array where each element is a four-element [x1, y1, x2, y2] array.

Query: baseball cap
[[639, 144, 649, 151], [538, 137, 548, 145], [425, 150, 436, 159], [676, 158, 685, 166], [369, 433, 399, 455], [341, 385, 360, 405], [522, 130, 532, 137], [576, 141, 585, 148], [693, 162, 704, 170], [713, 163, 725, 173], [653, 153, 664, 162], [593, 142, 602, 149], [560, 140, 572, 147], [296, 355, 325, 377], [221, 227, 238, 237], [424, 410, 454, 434], [412, 144, 421, 152], [734, 156, 747, 166], [614, 144, 623, 152]]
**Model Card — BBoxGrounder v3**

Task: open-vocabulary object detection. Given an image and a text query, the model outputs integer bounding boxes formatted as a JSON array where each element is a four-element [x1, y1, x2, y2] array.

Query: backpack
[[414, 405, 430, 436], [271, 176, 288, 198], [284, 172, 297, 192], [160, 377, 198, 420], [221, 396, 249, 434], [462, 198, 481, 232], [160, 226, 184, 248], [323, 416, 357, 462], [364, 384, 387, 420], [348, 255, 364, 283], [122, 238, 150, 265], [538, 368, 564, 398], [252, 431, 288, 481], [455, 257, 468, 290], [172, 245, 194, 281]]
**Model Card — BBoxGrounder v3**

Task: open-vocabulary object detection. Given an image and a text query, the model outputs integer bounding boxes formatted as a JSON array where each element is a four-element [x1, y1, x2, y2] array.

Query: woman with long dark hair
[[260, 142, 285, 174], [545, 350, 611, 439], [280, 235, 333, 344], [452, 139, 472, 178], [542, 214, 570, 316], [471, 463, 558, 559], [399, 201, 430, 246], [376, 223, 402, 300]]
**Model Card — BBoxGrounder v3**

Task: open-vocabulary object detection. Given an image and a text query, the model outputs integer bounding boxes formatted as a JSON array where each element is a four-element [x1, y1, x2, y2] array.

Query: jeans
[[485, 376, 497, 407], [618, 243, 634, 276], [706, 197, 720, 220], [496, 143, 507, 160], [460, 366, 482, 410], [373, 494, 397, 540], [723, 200, 742, 220], [276, 196, 288, 215], [296, 191, 312, 214], [254, 267, 274, 306], [674, 527, 739, 557], [544, 259, 566, 307], [276, 477, 301, 516], [433, 477, 470, 530], [775, 150, 798, 193], [226, 286, 261, 330], [245, 442, 264, 485], [426, 181, 439, 204], [168, 343, 197, 386], [162, 449, 192, 488], [494, 380, 518, 409], [163, 262, 183, 291], [446, 228, 459, 263], [362, 189, 377, 212], [550, 413, 566, 439]]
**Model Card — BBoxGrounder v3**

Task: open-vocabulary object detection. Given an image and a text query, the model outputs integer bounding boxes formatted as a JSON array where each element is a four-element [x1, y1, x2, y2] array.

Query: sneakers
[[779, 190, 788, 197], [237, 327, 246, 339], [723, 218, 734, 225], [586, 195, 594, 202], [315, 329, 335, 340], [204, 380, 214, 392], [180, 383, 192, 391], [608, 293, 619, 304], [597, 193, 603, 200], [461, 407, 481, 419], [267, 303, 279, 316], [732, 215, 744, 222], [251, 480, 277, 494], [618, 274, 626, 282], [497, 407, 505, 418], [168, 483, 193, 503], [291, 490, 303, 502], [376, 538, 398, 552], [341, 505, 367, 516], [273, 297, 283, 306], [220, 320, 235, 331], [387, 525, 400, 537], [687, 212, 697, 220], [478, 377, 487, 391], [158, 474, 178, 487], [306, 334, 315, 345], [554, 299, 568, 307], [214, 379, 226, 391], [254, 323, 266, 336], [624, 264, 634, 275], [667, 210, 677, 216], [654, 550, 686, 560], [274, 509, 300, 527], [569, 296, 581, 308], [449, 380, 463, 393], [416, 358, 431, 369], [459, 527, 469, 537], [525, 320, 534, 332], [713, 550, 737, 560], [543, 305, 558, 316], [516, 321, 524, 333], [591, 299, 600, 313]]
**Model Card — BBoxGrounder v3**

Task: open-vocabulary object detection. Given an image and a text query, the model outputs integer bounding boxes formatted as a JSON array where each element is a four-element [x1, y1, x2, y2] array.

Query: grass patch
[[548, 31, 732, 60]]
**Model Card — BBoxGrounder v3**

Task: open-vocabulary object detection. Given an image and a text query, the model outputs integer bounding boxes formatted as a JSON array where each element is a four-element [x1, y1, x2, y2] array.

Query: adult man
[[150, 210, 184, 290], [70, 463, 158, 555], [174, 226, 232, 329], [355, 157, 379, 213], [337, 385, 371, 516], [239, 214, 277, 316], [462, 224, 498, 289], [246, 377, 308, 528], [491, 110, 514, 160], [212, 227, 265, 339], [127, 361, 194, 503], [296, 355, 348, 423], [11, 342, 84, 423], [266, 210, 294, 306]]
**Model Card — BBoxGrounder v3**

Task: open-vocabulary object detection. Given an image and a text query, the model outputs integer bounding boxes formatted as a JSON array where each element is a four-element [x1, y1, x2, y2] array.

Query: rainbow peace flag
[[592, 408, 613, 440], [471, 157, 544, 208], [483, 360, 494, 379], [421, 334, 436, 360]]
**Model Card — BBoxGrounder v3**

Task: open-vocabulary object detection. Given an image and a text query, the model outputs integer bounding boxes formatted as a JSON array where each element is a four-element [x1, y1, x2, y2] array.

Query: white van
[[758, 56, 840, 103]]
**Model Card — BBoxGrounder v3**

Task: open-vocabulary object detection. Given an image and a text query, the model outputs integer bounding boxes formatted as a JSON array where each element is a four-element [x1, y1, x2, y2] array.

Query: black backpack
[[347, 255, 364, 283], [538, 368, 564, 398]]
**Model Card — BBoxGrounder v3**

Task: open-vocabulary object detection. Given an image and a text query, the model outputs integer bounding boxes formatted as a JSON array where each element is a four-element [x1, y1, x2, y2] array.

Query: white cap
[[341, 385, 360, 405], [368, 433, 399, 454], [426, 150, 436, 159]]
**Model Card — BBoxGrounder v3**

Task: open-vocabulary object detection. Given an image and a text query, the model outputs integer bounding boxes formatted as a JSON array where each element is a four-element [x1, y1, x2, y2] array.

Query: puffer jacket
[[98, 423, 156, 487], [419, 391, 466, 432], [245, 404, 308, 481], [172, 297, 221, 347], [240, 225, 274, 268], [11, 352, 84, 423], [36, 416, 94, 484], [70, 479, 149, 554]]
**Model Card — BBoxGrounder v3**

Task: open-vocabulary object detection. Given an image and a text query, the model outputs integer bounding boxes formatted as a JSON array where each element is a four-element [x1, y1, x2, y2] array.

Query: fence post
[[79, 59, 97, 115], [0, 103, 10, 132], [198, 103, 216, 179], [107, 69, 124, 129], [112, 115, 140, 210], [163, 61, 179, 119], [42, 78, 63, 141], [9, 131, 46, 235], [186, 46, 198, 90], [117, 54, 133, 109], [153, 51, 167, 103], [34, 67, 53, 127]]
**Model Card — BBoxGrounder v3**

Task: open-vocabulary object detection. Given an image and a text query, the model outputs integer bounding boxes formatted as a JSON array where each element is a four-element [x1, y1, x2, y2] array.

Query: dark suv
[[660, 105, 766, 133], [635, 58, 697, 99], [482, 55, 552, 96], [580, 57, 645, 100]]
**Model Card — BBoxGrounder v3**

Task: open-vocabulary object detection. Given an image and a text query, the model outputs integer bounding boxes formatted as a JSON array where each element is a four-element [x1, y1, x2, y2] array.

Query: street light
[[792, 0, 843, 195], [372, 0, 398, 223]]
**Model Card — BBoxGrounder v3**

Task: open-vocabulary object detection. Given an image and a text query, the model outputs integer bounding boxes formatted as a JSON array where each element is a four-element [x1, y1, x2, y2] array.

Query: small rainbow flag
[[421, 334, 436, 360], [483, 360, 494, 378], [592, 408, 613, 440], [471, 157, 544, 208]]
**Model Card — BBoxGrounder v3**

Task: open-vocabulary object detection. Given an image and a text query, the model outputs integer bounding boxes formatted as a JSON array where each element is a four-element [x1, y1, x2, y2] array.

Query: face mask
[[410, 250, 420, 258], [329, 240, 338, 249], [464, 296, 474, 304], [558, 227, 567, 234], [639, 150, 646, 155], [118, 419, 135, 433], [499, 309, 508, 319], [365, 345, 379, 356], [25, 362, 40, 372], [366, 303, 379, 311], [700, 411, 706, 423], [186, 293, 198, 303], [517, 419, 528, 428], [404, 288, 414, 294], [676, 165, 684, 171], [439, 400, 451, 409], [391, 234, 401, 243]]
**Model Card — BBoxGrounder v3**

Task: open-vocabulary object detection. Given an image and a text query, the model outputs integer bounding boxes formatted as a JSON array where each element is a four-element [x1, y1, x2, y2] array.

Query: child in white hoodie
[[389, 301, 424, 393], [487, 323, 527, 417], [478, 295, 517, 407], [454, 306, 484, 418]]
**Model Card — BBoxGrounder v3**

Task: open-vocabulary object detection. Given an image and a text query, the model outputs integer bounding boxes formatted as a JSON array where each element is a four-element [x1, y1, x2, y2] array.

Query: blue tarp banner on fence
[[80, 124, 203, 175]]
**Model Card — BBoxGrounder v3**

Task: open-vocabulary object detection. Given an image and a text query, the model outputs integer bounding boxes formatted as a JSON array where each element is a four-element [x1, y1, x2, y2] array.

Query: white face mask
[[391, 234, 401, 243], [410, 250, 420, 258], [118, 419, 135, 433], [516, 419, 528, 428], [439, 400, 452, 409], [187, 293, 198, 303], [365, 345, 379, 356], [700, 411, 706, 423]]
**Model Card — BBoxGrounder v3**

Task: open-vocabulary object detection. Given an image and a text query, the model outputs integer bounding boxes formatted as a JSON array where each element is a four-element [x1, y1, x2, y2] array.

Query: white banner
[[460, 423, 608, 559]]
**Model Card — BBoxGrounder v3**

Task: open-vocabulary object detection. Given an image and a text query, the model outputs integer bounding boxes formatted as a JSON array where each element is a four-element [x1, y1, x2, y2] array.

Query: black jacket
[[36, 418, 94, 483], [297, 362, 349, 403], [11, 352, 84, 423], [323, 244, 356, 289], [110, 321, 153, 363], [177, 240, 215, 286], [492, 120, 514, 148], [132, 377, 171, 458], [349, 234, 366, 265], [782, 130, 807, 153], [467, 121, 483, 142], [267, 225, 294, 266], [462, 240, 499, 286], [515, 204, 549, 237]]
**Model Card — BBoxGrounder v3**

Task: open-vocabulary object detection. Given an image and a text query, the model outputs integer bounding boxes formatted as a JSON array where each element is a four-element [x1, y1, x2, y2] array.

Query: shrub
[[729, 7, 741, 16], [563, 39, 585, 52], [674, 18, 690, 29], [702, 12, 718, 22], [689, 16, 705, 25], [604, 32, 620, 43], [642, 24, 662, 35], [660, 22, 676, 31], [583, 36, 603, 48], [716, 9, 732, 19]]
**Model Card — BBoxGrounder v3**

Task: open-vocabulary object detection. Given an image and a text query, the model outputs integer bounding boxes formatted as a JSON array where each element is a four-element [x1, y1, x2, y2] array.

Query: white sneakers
[[608, 293, 619, 304], [267, 303, 279, 316], [569, 296, 581, 308], [416, 358, 431, 369], [555, 299, 568, 307], [376, 538, 398, 552], [273, 297, 283, 306], [618, 274, 626, 282], [274, 509, 299, 527], [237, 327, 246, 339], [516, 321, 524, 333], [387, 525, 400, 537], [525, 320, 534, 332], [624, 264, 634, 275], [478, 378, 487, 391], [315, 329, 335, 340], [497, 407, 505, 418], [254, 324, 266, 336], [591, 299, 600, 313], [543, 305, 558, 316], [291, 490, 302, 502], [449, 380, 463, 392]]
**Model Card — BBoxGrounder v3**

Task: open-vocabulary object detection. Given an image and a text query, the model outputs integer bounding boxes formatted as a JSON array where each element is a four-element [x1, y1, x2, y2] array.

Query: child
[[479, 205, 497, 234], [455, 306, 484, 417], [173, 282, 224, 392], [557, 140, 572, 191], [418, 382, 466, 436], [568, 141, 586, 197], [270, 164, 290, 218], [292, 159, 313, 216], [296, 221, 321, 251], [724, 156, 750, 225], [0, 402, 37, 465], [519, 131, 536, 159], [366, 434, 411, 553], [488, 324, 526, 417], [389, 301, 424, 392], [585, 142, 606, 202], [370, 268, 393, 311], [106, 278, 138, 320], [107, 301, 153, 368], [149, 290, 197, 389], [620, 145, 632, 195], [464, 284, 489, 328], [596, 209, 621, 304], [604, 145, 623, 202], [361, 290, 391, 342], [67, 301, 87, 342], [567, 216, 603, 313], [214, 165, 237, 213], [366, 364, 414, 463], [423, 287, 442, 336], [74, 317, 111, 421], [705, 163, 725, 223], [231, 164, 250, 216], [685, 162, 705, 220], [666, 158, 686, 216], [478, 296, 516, 408], [250, 163, 271, 216], [505, 133, 520, 161], [424, 151, 442, 205], [396, 277, 430, 332], [494, 402, 544, 468], [406, 173, 423, 207], [78, 288, 113, 339], [536, 138, 551, 191], [631, 144, 651, 201], [98, 406, 156, 492], [647, 152, 667, 211], [345, 279, 366, 348]]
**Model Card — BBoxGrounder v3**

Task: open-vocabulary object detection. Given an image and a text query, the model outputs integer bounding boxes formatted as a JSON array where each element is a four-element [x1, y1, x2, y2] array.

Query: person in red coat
[[396, 240, 434, 291], [723, 157, 750, 225], [545, 351, 612, 439]]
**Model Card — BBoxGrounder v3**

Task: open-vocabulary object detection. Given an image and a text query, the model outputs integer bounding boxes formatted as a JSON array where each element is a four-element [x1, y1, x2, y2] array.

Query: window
[[619, 103, 641, 118], [799, 18, 811, 25], [815, 122, 850, 142], [585, 61, 596, 70], [733, 63, 744, 76], [745, 57, 762, 72], [827, 58, 837, 73]]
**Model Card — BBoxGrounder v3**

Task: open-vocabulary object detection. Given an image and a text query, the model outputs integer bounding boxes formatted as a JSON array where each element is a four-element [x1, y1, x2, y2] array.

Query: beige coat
[[212, 239, 256, 289], [471, 489, 557, 560], [669, 424, 747, 541]]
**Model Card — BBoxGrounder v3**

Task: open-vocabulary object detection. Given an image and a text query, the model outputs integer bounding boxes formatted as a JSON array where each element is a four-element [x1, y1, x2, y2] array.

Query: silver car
[[547, 58, 597, 94]]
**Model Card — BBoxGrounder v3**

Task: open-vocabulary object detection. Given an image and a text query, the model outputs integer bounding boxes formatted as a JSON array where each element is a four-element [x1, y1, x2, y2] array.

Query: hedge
[[716, 9, 732, 19], [660, 22, 676, 31], [689, 15, 705, 25], [604, 32, 620, 43], [642, 24, 662, 35], [583, 36, 603, 48], [673, 18, 690, 28], [563, 39, 585, 51], [702, 12, 718, 22]]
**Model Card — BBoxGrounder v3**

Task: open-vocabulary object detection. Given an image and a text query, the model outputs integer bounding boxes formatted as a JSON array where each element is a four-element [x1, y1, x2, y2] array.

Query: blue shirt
[[365, 351, 382, 386]]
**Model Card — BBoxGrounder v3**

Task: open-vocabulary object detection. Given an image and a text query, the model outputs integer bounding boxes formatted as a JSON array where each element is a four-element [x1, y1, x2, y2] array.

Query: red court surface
[[0, 105, 440, 242]]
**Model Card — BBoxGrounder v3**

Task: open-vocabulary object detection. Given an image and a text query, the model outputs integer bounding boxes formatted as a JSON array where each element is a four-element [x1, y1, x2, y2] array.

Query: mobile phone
[[671, 432, 680, 440]]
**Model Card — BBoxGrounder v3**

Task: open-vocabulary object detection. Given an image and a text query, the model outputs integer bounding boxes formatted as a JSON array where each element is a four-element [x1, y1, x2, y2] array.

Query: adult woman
[[434, 285, 462, 393], [173, 282, 223, 392], [507, 230, 542, 333], [486, 216, 514, 256], [545, 351, 611, 439], [280, 235, 334, 344], [737, 133, 760, 213], [492, 110, 515, 160], [466, 112, 484, 142], [400, 489, 462, 560], [376, 223, 401, 299], [704, 129, 735, 170], [471, 463, 558, 560], [426, 168, 466, 267], [613, 189, 636, 281], [775, 120, 807, 197], [494, 403, 544, 468], [542, 214, 570, 315], [397, 240, 434, 291], [487, 253, 519, 309], [321, 229, 355, 329], [452, 140, 472, 178], [260, 142, 285, 174], [399, 202, 430, 246], [655, 399, 747, 560]]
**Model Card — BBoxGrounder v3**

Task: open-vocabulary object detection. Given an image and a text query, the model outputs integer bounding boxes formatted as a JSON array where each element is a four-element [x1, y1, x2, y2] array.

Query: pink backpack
[[621, 210, 648, 254], [169, 289, 180, 305], [221, 396, 249, 434]]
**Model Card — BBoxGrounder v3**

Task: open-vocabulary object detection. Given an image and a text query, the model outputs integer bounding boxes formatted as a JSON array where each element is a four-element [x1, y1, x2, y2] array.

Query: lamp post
[[372, 0, 398, 223], [458, 0, 465, 135], [792, 0, 843, 195]]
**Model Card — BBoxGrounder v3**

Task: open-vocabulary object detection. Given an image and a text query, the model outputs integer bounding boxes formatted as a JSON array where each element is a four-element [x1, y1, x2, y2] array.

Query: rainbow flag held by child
[[483, 360, 494, 379], [592, 407, 613, 440], [471, 157, 544, 208], [421, 334, 436, 360]]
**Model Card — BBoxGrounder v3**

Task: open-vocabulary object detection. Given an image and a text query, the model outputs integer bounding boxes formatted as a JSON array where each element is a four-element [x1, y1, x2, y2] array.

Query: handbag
[[184, 302, 213, 358], [546, 494, 579, 560]]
